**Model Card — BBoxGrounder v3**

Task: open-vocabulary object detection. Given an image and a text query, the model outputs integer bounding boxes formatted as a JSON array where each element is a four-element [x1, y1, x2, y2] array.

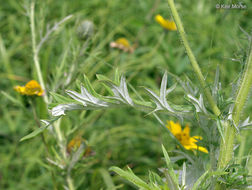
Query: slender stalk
[[54, 118, 67, 159], [67, 175, 75, 190], [216, 41, 252, 190], [233, 42, 252, 124], [237, 132, 247, 164], [30, 2, 75, 189], [218, 41, 252, 167], [30, 2, 49, 104], [166, 0, 221, 116], [30, 99, 58, 189]]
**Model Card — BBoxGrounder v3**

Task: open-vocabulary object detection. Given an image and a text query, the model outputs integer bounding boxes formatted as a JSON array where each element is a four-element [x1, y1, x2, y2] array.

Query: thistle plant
[[13, 0, 252, 189]]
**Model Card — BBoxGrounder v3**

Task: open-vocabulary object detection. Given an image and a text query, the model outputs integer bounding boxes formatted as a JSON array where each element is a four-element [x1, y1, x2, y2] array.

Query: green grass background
[[0, 0, 251, 189]]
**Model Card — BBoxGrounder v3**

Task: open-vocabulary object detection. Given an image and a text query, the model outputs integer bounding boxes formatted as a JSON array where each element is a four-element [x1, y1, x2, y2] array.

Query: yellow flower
[[67, 136, 94, 157], [14, 80, 44, 96], [166, 121, 208, 153], [67, 136, 83, 153], [110, 37, 134, 53], [155, 14, 177, 31]]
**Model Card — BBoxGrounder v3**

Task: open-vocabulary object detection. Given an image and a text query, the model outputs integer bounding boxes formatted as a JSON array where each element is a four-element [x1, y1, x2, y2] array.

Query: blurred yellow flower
[[67, 136, 83, 153], [155, 14, 177, 31], [166, 121, 208, 153], [14, 80, 44, 96], [110, 37, 134, 53], [67, 136, 94, 157]]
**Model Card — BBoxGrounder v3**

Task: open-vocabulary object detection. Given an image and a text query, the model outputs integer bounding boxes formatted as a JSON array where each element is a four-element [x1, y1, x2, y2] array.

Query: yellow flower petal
[[166, 120, 208, 153], [197, 146, 208, 153], [183, 124, 190, 135], [184, 144, 208, 153], [155, 14, 177, 31], [166, 120, 182, 135], [115, 38, 130, 48], [14, 80, 44, 96], [110, 38, 134, 53], [14, 86, 26, 95], [67, 136, 83, 153]]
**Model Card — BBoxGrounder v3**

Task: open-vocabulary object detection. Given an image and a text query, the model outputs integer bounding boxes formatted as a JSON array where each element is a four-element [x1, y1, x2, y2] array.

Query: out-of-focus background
[[0, 0, 251, 189]]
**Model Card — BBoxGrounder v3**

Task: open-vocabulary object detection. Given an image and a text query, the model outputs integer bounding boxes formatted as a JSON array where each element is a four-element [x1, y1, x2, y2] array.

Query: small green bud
[[76, 20, 94, 40]]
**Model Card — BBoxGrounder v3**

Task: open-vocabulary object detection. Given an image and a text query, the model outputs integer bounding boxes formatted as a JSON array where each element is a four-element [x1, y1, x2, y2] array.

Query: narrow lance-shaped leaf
[[51, 103, 83, 116], [110, 166, 152, 190], [161, 145, 180, 190], [20, 117, 60, 141], [191, 170, 209, 190]]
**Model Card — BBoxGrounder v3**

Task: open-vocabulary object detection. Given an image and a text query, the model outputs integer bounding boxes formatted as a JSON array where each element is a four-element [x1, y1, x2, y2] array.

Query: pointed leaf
[[161, 145, 180, 190]]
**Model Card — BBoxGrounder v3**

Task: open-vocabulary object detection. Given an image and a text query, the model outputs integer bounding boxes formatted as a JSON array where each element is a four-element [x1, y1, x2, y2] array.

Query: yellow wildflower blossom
[[155, 14, 177, 31], [14, 80, 44, 96], [166, 121, 208, 153], [67, 136, 94, 157], [110, 37, 134, 53], [67, 136, 83, 153]]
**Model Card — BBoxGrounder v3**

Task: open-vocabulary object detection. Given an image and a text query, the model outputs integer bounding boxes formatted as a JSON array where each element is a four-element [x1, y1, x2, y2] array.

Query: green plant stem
[[30, 2, 49, 104], [67, 175, 75, 190], [30, 99, 58, 189], [237, 132, 247, 164], [30, 3, 75, 189], [166, 0, 221, 116], [54, 118, 67, 159], [216, 40, 252, 189], [233, 42, 252, 124], [218, 42, 252, 168]]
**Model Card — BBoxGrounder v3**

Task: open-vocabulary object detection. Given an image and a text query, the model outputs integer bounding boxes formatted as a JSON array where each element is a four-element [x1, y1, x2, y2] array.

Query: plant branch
[[30, 2, 49, 104], [216, 38, 252, 189], [36, 15, 73, 53], [233, 41, 252, 125], [166, 0, 221, 116]]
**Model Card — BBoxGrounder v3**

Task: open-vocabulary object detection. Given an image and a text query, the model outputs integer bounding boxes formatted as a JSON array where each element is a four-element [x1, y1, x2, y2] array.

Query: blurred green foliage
[[0, 0, 251, 189]]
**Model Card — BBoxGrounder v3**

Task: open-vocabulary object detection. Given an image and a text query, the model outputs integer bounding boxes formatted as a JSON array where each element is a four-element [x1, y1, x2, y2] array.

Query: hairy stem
[[166, 0, 221, 116], [218, 41, 252, 165], [216, 40, 252, 189], [233, 42, 252, 124], [30, 2, 49, 104], [30, 2, 75, 189]]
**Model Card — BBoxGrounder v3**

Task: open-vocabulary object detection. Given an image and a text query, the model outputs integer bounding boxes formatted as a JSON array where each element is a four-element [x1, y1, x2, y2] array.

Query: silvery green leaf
[[166, 83, 177, 96], [184, 77, 198, 96], [68, 143, 85, 173], [182, 163, 186, 187], [83, 75, 102, 98], [41, 119, 54, 133], [161, 145, 180, 190], [227, 105, 239, 131], [187, 94, 208, 114], [191, 170, 208, 190], [238, 117, 252, 129], [216, 119, 225, 143], [51, 103, 83, 116], [120, 76, 133, 105], [66, 86, 108, 108], [227, 104, 234, 121], [144, 72, 177, 113], [144, 87, 163, 111], [102, 75, 134, 106], [160, 71, 168, 104], [212, 66, 220, 102], [47, 158, 65, 169]]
